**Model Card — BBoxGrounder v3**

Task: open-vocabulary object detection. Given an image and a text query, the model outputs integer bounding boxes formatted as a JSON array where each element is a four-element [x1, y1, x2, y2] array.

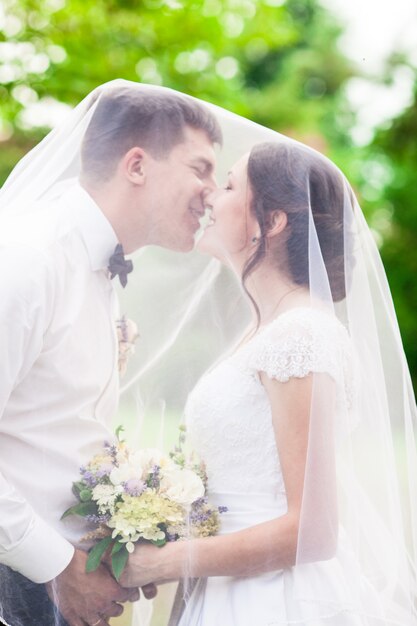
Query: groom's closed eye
[[190, 158, 214, 178], [193, 166, 207, 177]]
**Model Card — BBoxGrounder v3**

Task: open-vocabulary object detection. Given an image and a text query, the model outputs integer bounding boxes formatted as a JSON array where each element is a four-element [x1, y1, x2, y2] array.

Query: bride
[[119, 138, 417, 625]]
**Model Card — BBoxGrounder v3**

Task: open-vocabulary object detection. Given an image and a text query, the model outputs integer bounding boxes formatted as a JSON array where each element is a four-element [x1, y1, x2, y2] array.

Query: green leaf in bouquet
[[61, 501, 98, 520], [111, 543, 129, 581], [111, 540, 125, 555], [72, 480, 87, 499], [86, 535, 114, 573], [79, 488, 93, 502], [151, 538, 167, 547]]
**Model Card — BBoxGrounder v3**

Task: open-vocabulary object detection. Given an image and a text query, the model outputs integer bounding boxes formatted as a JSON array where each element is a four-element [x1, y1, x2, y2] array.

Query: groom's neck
[[80, 179, 148, 254]]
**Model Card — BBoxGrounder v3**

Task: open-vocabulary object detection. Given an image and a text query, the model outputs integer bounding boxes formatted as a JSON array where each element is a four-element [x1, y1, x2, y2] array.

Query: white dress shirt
[[0, 182, 121, 583]]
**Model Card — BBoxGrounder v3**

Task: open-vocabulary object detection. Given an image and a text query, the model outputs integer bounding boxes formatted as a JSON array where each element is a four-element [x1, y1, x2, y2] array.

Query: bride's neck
[[244, 263, 308, 326]]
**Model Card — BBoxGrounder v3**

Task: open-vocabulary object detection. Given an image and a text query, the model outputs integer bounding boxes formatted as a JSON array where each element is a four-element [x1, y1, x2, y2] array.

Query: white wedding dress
[[178, 307, 387, 626]]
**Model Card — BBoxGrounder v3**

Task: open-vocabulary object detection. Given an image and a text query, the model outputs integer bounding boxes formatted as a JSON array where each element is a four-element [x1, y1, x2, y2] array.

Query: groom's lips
[[189, 206, 205, 218], [189, 205, 205, 230]]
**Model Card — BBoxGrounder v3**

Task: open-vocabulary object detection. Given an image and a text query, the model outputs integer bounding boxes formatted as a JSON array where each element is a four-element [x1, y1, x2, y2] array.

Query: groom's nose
[[204, 185, 221, 204], [201, 186, 216, 211], [202, 171, 217, 193], [201, 185, 217, 211]]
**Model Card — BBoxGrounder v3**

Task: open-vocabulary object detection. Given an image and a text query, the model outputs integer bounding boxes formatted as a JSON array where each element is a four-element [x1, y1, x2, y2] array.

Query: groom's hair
[[80, 85, 222, 182]]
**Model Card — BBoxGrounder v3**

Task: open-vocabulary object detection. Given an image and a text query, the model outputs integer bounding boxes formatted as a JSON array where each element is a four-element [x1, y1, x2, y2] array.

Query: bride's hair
[[244, 141, 347, 304], [81, 86, 222, 182]]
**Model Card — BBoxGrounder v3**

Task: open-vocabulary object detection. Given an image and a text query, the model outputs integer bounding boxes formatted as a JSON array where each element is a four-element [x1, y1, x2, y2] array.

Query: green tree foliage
[[0, 0, 353, 183], [364, 82, 417, 392]]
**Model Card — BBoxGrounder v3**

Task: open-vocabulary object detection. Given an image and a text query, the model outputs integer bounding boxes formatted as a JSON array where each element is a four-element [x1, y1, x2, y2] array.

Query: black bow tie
[[108, 244, 133, 288]]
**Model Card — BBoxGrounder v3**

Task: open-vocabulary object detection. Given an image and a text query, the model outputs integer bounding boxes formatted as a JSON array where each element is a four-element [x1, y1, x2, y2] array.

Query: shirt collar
[[63, 181, 119, 272]]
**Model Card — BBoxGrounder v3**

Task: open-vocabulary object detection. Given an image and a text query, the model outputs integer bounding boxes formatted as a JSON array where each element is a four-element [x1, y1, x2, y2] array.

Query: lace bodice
[[185, 307, 355, 496]]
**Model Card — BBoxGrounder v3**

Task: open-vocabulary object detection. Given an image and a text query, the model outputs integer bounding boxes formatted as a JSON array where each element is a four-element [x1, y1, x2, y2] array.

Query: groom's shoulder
[[0, 228, 54, 299], [0, 199, 81, 292], [0, 196, 79, 259]]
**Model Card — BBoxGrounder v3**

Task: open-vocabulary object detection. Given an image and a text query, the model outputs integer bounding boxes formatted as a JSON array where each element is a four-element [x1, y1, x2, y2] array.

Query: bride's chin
[[195, 230, 216, 255], [195, 230, 231, 265]]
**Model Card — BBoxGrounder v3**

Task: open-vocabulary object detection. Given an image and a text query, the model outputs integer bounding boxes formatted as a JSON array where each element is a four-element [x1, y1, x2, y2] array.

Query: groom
[[0, 85, 221, 626]]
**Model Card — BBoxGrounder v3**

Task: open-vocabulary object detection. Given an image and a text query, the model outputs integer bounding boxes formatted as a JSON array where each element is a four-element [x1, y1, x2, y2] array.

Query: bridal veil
[[0, 80, 416, 625]]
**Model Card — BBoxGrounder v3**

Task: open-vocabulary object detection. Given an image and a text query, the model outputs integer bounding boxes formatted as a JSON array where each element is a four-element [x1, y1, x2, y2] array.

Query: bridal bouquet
[[62, 426, 226, 580]]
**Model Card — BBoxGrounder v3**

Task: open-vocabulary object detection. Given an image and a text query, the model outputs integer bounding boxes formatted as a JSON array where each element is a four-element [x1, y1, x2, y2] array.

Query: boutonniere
[[116, 316, 139, 377]]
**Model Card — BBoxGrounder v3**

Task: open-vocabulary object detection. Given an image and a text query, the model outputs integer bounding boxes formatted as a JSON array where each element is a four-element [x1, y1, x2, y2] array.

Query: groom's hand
[[45, 548, 138, 626]]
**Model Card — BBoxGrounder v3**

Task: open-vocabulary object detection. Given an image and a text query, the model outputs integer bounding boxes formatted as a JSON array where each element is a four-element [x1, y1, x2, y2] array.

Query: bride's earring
[[252, 236, 258, 243]]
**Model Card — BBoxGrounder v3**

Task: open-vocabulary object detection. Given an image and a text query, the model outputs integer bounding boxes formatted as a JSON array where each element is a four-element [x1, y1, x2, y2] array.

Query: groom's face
[[146, 126, 217, 252]]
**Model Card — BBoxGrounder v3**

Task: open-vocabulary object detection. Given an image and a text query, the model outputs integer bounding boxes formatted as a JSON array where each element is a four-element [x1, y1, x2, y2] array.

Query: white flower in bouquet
[[130, 448, 177, 473], [160, 468, 205, 507], [110, 461, 144, 486], [92, 484, 122, 513]]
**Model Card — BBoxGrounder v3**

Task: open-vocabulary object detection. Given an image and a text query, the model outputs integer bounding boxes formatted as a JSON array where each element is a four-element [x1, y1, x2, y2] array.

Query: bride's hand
[[119, 541, 184, 588]]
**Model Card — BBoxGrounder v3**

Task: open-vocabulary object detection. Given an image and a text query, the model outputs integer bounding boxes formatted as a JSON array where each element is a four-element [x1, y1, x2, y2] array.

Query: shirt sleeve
[[0, 244, 74, 583], [246, 309, 350, 385]]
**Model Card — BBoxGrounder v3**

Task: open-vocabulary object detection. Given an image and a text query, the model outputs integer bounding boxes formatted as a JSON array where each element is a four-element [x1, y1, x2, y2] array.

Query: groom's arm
[[0, 245, 75, 581], [0, 245, 141, 624]]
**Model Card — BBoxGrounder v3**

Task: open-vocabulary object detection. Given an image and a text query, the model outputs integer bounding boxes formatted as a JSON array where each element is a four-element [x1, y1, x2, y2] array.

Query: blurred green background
[[0, 1, 416, 621]]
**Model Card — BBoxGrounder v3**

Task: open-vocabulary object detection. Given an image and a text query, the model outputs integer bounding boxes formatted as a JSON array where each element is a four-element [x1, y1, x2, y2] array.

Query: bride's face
[[197, 153, 259, 265]]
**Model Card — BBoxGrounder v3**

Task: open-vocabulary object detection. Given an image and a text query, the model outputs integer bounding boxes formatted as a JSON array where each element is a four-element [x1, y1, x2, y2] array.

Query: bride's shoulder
[[243, 306, 354, 384], [258, 306, 350, 345]]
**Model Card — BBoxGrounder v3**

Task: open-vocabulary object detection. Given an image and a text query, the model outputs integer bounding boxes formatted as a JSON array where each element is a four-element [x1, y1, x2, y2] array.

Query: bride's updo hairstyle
[[245, 141, 347, 303]]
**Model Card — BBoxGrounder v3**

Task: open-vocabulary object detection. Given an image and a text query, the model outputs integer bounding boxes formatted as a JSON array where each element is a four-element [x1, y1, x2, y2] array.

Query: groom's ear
[[123, 147, 147, 186]]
